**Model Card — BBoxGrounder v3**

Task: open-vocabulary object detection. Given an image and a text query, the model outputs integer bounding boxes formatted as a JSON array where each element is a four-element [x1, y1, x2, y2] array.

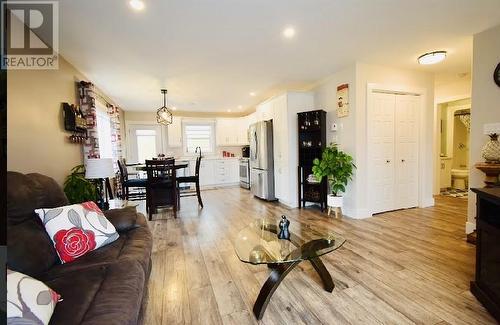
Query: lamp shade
[[85, 158, 115, 179]]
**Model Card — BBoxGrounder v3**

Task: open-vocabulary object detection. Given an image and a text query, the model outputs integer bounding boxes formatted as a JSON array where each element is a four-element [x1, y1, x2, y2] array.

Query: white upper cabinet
[[167, 117, 182, 147], [216, 117, 250, 146]]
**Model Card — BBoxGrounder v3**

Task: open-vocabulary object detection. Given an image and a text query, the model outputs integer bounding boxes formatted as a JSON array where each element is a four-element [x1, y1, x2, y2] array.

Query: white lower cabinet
[[187, 158, 239, 188]]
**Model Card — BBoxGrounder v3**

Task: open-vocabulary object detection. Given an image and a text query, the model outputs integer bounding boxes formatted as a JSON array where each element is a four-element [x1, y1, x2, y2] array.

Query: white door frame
[[125, 121, 167, 163], [367, 83, 429, 216], [433, 95, 471, 194]]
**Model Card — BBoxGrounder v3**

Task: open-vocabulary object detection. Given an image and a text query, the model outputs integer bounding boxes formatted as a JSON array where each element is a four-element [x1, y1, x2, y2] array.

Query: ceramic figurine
[[278, 215, 290, 240]]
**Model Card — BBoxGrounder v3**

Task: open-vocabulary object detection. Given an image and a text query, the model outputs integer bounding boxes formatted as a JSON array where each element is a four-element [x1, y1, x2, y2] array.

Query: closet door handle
[[386, 160, 391, 163], [401, 159, 405, 163]]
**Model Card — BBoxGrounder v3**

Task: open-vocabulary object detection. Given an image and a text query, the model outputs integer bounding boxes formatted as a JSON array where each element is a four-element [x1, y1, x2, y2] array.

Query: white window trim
[[182, 119, 216, 156]]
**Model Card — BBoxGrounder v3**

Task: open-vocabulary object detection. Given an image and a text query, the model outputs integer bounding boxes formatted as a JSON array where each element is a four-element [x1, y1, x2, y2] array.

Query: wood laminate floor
[[141, 189, 495, 325]]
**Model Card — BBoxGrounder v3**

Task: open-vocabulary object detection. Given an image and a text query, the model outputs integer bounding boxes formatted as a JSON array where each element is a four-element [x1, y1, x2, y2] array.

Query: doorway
[[126, 124, 166, 163], [437, 98, 471, 199]]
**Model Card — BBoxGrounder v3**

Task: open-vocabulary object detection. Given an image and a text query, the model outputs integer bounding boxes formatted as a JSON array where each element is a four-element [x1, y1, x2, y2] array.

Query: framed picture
[[336, 84, 349, 118]]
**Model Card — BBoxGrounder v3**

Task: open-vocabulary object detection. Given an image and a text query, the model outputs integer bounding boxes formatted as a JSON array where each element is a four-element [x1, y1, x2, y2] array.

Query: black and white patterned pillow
[[7, 269, 61, 325]]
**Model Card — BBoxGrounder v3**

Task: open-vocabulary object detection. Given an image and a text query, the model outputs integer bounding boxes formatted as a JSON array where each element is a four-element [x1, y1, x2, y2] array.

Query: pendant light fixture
[[156, 89, 173, 126]]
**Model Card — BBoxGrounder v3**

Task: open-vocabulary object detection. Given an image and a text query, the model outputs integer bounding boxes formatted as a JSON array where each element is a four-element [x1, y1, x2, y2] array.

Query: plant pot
[[327, 195, 343, 208]]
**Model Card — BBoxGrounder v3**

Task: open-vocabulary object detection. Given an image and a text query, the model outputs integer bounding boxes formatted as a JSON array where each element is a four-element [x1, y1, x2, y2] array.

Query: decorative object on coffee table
[[235, 218, 345, 320], [277, 215, 290, 240], [85, 158, 115, 210]]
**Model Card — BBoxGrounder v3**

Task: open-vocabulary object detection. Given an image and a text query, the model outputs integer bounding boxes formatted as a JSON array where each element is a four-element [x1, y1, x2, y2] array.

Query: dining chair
[[117, 159, 146, 201], [176, 155, 203, 208], [145, 158, 177, 220]]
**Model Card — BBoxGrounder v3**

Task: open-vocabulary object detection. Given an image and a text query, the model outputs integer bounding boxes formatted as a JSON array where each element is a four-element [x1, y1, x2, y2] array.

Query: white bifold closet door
[[368, 92, 419, 214]]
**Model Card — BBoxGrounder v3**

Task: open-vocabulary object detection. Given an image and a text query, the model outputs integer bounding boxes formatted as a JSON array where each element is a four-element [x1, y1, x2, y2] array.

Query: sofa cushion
[[7, 269, 61, 325], [39, 213, 152, 281], [7, 216, 60, 277], [103, 206, 139, 232], [45, 261, 145, 325], [7, 172, 68, 224], [35, 201, 119, 264]]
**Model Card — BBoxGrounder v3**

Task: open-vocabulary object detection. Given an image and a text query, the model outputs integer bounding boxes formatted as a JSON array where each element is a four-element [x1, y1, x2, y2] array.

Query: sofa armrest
[[103, 206, 139, 232]]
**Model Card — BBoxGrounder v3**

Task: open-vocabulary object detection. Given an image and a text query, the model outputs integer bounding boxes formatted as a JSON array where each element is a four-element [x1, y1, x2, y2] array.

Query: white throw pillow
[[35, 201, 119, 263], [7, 269, 61, 325]]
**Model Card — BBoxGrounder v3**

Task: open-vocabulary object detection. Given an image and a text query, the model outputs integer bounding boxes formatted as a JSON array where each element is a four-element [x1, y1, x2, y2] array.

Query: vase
[[482, 134, 500, 162]]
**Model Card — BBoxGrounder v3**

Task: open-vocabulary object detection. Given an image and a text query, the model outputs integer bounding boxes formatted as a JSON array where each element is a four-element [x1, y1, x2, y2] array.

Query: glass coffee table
[[235, 217, 346, 320]]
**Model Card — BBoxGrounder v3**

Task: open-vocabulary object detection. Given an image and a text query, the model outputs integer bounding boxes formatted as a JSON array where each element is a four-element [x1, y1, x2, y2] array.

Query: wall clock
[[494, 63, 500, 87]]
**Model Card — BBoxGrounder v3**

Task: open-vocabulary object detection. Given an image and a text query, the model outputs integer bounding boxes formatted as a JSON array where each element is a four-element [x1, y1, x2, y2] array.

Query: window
[[183, 122, 215, 154], [136, 129, 158, 163], [96, 102, 113, 159]]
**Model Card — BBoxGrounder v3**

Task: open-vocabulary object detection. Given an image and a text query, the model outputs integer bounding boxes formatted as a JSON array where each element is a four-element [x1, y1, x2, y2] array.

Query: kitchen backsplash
[[166, 146, 245, 158]]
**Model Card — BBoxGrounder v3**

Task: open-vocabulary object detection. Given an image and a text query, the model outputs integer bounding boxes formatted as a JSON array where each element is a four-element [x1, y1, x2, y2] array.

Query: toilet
[[451, 168, 469, 190]]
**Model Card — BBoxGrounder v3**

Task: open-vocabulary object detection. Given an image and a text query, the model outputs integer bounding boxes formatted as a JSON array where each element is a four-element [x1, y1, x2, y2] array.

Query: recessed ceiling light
[[283, 26, 296, 39], [172, 106, 177, 111], [129, 0, 145, 11], [418, 51, 447, 65], [227, 109, 232, 112], [238, 105, 243, 109], [249, 92, 256, 97]]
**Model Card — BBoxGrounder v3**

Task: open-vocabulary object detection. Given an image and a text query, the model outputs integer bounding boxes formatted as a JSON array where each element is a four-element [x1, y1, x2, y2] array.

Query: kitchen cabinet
[[199, 159, 215, 186], [187, 158, 239, 188], [167, 117, 182, 148], [214, 159, 239, 184], [216, 118, 249, 146]]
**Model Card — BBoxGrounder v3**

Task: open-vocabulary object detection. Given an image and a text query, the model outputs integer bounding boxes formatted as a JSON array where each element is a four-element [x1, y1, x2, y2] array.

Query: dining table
[[132, 161, 189, 172]]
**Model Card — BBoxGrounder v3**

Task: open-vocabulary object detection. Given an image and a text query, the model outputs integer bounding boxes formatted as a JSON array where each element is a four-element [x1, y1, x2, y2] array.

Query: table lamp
[[85, 158, 115, 210]]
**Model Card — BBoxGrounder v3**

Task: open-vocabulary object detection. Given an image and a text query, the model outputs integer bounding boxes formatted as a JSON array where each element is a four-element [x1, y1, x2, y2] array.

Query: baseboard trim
[[343, 207, 372, 219], [420, 196, 435, 208], [466, 221, 476, 234]]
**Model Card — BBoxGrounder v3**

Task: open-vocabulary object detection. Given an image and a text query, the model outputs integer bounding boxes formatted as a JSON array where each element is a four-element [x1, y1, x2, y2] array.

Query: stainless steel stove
[[239, 158, 250, 189]]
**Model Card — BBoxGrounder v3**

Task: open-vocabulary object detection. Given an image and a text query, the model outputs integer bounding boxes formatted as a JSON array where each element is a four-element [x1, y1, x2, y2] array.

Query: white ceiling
[[59, 0, 500, 112]]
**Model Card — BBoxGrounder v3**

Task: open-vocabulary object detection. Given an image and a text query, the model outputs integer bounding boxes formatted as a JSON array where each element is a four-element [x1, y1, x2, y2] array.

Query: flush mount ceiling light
[[129, 0, 145, 11], [237, 105, 243, 109], [418, 51, 447, 65], [283, 26, 296, 39], [249, 92, 256, 97], [156, 89, 173, 126]]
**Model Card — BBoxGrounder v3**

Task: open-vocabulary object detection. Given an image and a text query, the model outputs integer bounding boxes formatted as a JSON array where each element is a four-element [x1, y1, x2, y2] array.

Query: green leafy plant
[[312, 143, 356, 196], [63, 165, 97, 204]]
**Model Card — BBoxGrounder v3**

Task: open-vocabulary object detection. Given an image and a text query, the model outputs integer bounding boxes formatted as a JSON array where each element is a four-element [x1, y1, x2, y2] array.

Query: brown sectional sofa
[[7, 172, 153, 325]]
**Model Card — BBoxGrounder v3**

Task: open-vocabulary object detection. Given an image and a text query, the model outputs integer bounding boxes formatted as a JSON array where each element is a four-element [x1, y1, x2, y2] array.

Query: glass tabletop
[[235, 218, 346, 265]]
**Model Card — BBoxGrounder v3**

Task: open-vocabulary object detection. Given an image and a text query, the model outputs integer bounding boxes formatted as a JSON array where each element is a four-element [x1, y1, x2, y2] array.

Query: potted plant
[[312, 143, 355, 209], [63, 164, 97, 204]]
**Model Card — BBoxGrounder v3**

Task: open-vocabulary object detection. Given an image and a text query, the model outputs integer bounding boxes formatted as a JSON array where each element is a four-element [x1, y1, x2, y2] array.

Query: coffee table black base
[[252, 257, 334, 320]]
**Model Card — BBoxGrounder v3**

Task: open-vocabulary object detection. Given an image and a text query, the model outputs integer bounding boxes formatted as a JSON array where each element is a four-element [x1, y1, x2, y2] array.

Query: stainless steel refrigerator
[[249, 120, 276, 200]]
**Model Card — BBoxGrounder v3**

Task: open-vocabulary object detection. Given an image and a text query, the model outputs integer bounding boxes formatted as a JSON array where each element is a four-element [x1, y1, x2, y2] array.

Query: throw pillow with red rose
[[35, 202, 119, 263]]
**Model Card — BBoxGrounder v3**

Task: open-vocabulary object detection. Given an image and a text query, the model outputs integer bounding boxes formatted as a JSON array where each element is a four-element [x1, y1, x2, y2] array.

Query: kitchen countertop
[[176, 156, 241, 161]]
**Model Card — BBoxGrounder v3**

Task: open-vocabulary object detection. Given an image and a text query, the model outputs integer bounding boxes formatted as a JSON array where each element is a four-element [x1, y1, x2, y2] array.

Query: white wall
[[313, 65, 357, 215], [467, 24, 500, 233], [313, 63, 435, 218]]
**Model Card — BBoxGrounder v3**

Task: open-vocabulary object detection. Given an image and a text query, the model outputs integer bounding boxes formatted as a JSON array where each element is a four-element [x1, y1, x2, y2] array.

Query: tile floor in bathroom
[[440, 188, 468, 198]]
